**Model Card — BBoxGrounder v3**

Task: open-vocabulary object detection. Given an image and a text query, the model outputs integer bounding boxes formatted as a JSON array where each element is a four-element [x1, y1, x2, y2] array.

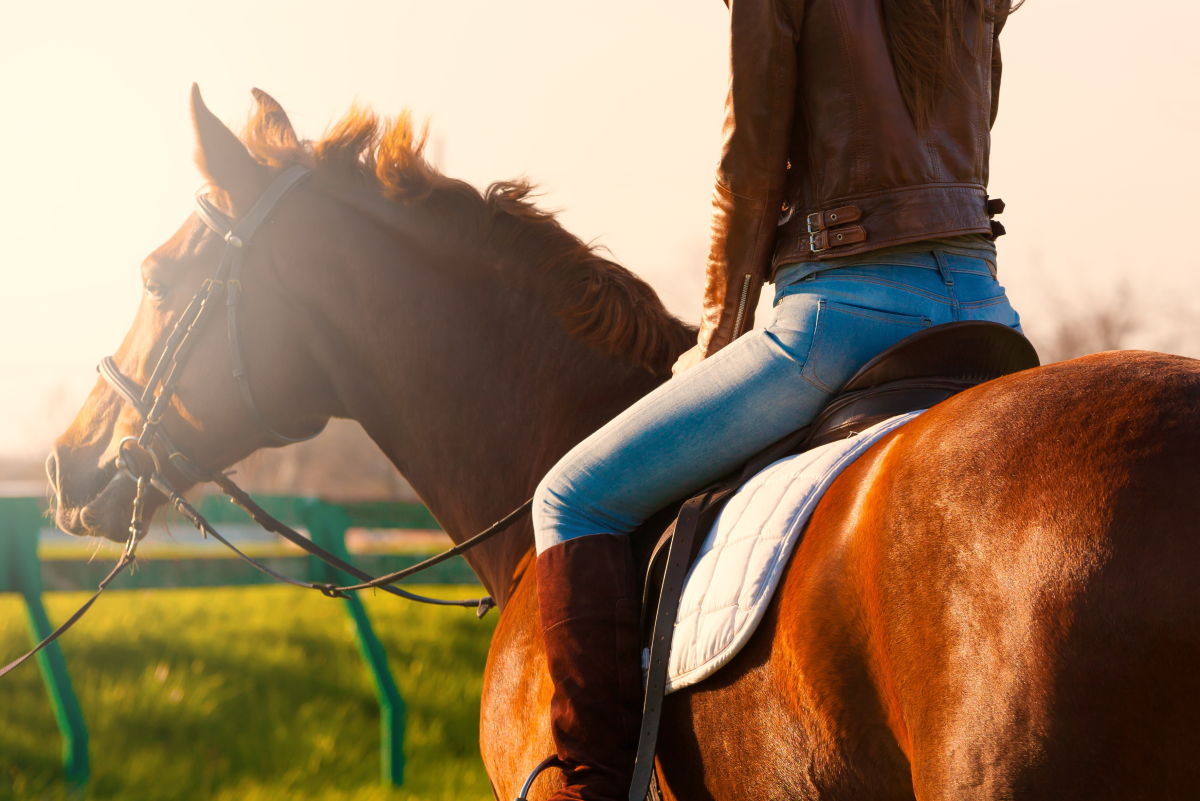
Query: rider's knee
[[533, 467, 634, 554]]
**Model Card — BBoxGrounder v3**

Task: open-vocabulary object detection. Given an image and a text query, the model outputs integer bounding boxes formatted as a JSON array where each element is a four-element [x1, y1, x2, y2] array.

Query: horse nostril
[[45, 450, 60, 491], [45, 449, 66, 517]]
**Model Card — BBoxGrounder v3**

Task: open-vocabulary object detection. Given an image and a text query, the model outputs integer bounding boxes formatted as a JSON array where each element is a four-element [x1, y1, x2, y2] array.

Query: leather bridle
[[2, 166, 531, 679], [101, 165, 321, 473]]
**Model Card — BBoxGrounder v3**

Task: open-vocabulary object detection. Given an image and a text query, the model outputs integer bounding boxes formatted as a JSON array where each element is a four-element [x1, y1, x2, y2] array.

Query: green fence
[[0, 495, 472, 794]]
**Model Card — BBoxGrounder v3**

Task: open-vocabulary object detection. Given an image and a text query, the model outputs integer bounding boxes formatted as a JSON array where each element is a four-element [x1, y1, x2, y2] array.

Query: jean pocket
[[801, 300, 932, 392]]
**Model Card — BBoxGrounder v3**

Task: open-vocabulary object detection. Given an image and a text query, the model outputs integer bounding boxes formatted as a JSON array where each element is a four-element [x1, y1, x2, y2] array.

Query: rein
[[2, 166, 532, 678]]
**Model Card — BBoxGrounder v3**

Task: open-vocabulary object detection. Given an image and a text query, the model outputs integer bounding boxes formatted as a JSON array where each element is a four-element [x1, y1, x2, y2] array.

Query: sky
[[1, 0, 1197, 457]]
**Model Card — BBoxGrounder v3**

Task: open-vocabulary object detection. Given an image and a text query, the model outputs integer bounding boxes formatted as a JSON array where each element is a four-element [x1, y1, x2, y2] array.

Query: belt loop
[[933, 250, 954, 287], [934, 249, 961, 320]]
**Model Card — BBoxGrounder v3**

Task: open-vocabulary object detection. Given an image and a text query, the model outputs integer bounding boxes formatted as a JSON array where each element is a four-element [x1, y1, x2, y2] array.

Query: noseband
[[4, 165, 533, 679]]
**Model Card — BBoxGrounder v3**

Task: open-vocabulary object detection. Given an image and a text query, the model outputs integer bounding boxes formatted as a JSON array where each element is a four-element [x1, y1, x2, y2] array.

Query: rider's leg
[[533, 533, 642, 801], [530, 291, 921, 801], [533, 286, 936, 551], [531, 253, 1020, 801]]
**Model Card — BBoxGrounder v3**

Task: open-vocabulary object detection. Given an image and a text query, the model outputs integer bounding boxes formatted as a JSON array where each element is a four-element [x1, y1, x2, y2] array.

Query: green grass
[[0, 585, 498, 801]]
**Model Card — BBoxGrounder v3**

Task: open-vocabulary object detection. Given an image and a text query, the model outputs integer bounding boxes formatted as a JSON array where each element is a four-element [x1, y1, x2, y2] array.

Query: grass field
[[0, 585, 498, 801]]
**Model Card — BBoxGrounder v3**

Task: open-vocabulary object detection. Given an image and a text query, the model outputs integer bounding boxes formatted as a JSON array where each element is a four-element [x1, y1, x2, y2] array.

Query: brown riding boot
[[536, 534, 643, 801]]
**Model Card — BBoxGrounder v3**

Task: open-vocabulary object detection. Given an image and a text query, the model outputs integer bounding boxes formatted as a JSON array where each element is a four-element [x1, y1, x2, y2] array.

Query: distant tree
[[1025, 281, 1200, 364], [1031, 281, 1144, 363]]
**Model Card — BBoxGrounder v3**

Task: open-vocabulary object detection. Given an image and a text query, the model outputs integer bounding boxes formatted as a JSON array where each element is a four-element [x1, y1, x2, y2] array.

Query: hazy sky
[[1, 0, 1197, 457]]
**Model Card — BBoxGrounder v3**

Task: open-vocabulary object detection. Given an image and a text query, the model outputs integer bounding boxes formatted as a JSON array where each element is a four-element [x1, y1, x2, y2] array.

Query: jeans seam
[[821, 258, 942, 271], [801, 371, 834, 393], [821, 304, 934, 326], [959, 296, 1010, 310], [791, 275, 955, 304], [831, 264, 993, 276]]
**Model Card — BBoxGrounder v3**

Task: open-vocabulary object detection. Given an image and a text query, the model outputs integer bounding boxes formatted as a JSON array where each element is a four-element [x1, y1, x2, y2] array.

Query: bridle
[[2, 165, 531, 678], [100, 165, 321, 474], [98, 165, 320, 486]]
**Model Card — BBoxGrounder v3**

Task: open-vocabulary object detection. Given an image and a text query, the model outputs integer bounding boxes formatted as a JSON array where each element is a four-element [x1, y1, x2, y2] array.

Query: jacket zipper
[[731, 274, 753, 339]]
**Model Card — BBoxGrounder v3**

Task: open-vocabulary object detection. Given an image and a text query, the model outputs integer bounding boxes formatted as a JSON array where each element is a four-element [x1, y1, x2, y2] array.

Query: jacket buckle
[[805, 206, 864, 253], [808, 229, 829, 253], [806, 212, 827, 252], [809, 225, 867, 254]]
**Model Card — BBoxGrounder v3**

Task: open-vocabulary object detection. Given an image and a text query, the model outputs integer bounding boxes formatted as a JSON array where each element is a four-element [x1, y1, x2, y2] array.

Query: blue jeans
[[533, 246, 1021, 552]]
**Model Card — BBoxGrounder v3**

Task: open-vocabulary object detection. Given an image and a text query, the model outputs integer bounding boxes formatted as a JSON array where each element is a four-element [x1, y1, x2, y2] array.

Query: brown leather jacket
[[698, 0, 1011, 355]]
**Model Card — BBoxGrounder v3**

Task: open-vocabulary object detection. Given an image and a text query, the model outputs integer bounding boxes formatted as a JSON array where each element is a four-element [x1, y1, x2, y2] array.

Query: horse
[[47, 87, 1200, 801]]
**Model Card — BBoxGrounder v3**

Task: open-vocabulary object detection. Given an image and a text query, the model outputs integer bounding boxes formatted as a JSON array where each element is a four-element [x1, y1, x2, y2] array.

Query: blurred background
[[1, 0, 1197, 799]]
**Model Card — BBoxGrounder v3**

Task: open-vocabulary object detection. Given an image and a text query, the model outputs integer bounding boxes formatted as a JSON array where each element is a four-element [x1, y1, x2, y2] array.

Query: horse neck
[[288, 189, 684, 604]]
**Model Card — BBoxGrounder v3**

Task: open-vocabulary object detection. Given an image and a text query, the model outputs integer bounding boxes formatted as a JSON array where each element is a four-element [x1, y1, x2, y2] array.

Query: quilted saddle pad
[[664, 411, 923, 693]]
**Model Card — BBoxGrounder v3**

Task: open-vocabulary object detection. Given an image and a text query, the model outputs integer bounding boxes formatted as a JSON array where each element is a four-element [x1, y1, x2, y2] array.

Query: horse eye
[[144, 280, 167, 301]]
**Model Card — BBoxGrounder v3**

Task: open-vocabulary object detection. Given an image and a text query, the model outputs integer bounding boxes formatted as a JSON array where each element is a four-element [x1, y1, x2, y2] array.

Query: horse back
[[658, 350, 1200, 801]]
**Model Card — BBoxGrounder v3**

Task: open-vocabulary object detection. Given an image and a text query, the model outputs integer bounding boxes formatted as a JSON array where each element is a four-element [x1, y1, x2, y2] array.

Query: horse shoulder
[[480, 574, 557, 800]]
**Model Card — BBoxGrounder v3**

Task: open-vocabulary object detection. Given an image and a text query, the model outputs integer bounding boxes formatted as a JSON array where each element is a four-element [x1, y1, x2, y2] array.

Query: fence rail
[[0, 495, 472, 793]]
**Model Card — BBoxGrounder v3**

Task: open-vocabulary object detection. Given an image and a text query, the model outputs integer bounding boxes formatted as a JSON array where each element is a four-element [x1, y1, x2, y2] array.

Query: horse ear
[[189, 83, 266, 209], [249, 88, 300, 153]]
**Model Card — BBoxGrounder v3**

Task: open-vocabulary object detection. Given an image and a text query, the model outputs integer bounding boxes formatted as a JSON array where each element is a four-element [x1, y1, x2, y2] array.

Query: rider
[[532, 1, 1021, 798]]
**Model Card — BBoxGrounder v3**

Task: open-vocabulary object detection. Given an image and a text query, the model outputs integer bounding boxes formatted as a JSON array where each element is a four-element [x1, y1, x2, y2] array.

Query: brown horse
[[48, 89, 1200, 801]]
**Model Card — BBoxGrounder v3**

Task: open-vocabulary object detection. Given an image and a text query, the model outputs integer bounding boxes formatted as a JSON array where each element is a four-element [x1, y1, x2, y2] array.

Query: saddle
[[628, 320, 1039, 801]]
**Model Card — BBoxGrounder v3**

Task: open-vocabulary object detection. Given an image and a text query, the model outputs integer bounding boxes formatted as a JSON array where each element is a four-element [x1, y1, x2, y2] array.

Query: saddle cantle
[[805, 319, 1040, 448], [628, 321, 1039, 801]]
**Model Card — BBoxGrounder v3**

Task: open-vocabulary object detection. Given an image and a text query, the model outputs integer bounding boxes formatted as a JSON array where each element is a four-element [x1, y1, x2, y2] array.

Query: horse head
[[48, 86, 337, 541], [46, 85, 690, 602]]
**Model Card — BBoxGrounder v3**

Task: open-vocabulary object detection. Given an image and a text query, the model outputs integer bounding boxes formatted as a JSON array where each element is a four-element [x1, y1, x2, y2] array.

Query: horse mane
[[243, 105, 695, 375]]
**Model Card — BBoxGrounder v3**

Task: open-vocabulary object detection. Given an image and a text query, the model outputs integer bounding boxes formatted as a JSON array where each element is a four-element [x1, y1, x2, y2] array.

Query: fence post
[[0, 497, 90, 792], [299, 498, 405, 787]]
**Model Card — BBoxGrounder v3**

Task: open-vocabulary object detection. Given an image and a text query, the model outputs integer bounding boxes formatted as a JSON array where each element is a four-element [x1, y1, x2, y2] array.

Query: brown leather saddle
[[628, 320, 1039, 801]]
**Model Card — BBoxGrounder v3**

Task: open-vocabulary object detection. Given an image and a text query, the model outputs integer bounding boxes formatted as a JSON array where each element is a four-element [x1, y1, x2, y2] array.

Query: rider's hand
[[671, 343, 707, 376]]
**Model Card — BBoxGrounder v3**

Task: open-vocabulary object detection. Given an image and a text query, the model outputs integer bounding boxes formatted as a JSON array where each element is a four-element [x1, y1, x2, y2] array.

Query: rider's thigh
[[533, 317, 834, 549]]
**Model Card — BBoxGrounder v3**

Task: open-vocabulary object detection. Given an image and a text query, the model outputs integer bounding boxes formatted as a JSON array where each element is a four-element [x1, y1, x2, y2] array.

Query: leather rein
[[2, 166, 531, 678]]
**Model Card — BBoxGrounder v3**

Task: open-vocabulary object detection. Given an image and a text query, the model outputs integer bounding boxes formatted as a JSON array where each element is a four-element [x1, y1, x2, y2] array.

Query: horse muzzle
[[46, 448, 147, 541]]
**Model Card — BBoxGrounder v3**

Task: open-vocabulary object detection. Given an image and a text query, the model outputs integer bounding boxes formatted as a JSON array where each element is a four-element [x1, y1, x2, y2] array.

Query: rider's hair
[[882, 0, 1021, 130]]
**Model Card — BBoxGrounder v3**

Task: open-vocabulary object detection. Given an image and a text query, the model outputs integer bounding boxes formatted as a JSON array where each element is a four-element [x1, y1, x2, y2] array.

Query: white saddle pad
[[663, 411, 923, 694]]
